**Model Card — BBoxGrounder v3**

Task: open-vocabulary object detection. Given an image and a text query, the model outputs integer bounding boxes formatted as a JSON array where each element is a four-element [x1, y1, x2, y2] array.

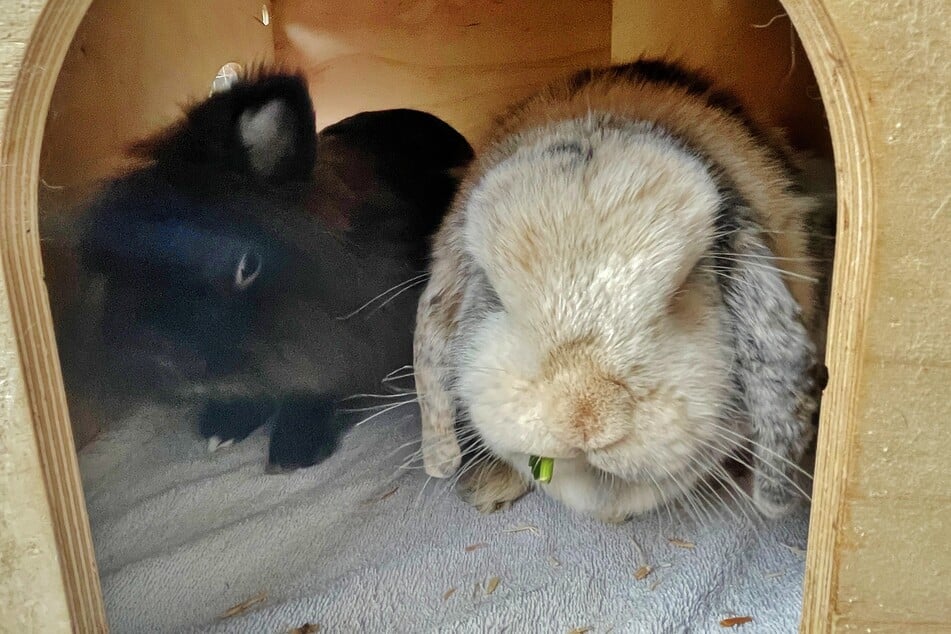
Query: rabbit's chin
[[496, 447, 719, 524]]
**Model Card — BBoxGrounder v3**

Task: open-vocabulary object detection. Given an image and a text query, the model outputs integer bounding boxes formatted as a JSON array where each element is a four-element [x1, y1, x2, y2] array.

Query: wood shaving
[[631, 536, 652, 580], [219, 590, 267, 619], [362, 486, 399, 504], [548, 555, 562, 567], [567, 627, 591, 634], [485, 576, 501, 595], [649, 580, 662, 592], [464, 542, 488, 552], [289, 624, 319, 634], [378, 486, 399, 501], [782, 543, 807, 557], [719, 616, 753, 627], [667, 538, 696, 549], [442, 587, 456, 601], [502, 524, 540, 535]]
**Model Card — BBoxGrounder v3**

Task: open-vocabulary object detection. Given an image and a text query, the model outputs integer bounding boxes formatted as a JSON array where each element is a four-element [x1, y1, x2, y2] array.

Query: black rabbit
[[52, 70, 473, 471]]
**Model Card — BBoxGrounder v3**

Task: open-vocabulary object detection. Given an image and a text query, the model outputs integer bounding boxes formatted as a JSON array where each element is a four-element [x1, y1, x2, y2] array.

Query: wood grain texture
[[0, 285, 71, 633], [273, 0, 612, 143], [782, 0, 950, 631], [821, 0, 951, 626], [612, 0, 832, 155], [0, 0, 947, 632], [0, 2, 105, 630], [0, 1, 105, 632]]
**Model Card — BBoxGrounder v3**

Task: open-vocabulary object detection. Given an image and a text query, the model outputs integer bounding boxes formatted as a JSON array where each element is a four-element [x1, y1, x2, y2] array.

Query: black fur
[[134, 73, 318, 188], [54, 71, 473, 471]]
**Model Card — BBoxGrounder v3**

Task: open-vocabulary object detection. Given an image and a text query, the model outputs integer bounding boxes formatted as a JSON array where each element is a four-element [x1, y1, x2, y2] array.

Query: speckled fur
[[414, 60, 833, 521]]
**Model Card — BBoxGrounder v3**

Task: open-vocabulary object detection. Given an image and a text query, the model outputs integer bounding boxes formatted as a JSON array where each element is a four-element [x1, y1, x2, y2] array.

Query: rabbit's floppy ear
[[414, 213, 468, 478], [713, 191, 819, 518]]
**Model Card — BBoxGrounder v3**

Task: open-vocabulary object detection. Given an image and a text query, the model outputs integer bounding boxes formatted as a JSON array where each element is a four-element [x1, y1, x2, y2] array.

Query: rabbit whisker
[[335, 273, 430, 321]]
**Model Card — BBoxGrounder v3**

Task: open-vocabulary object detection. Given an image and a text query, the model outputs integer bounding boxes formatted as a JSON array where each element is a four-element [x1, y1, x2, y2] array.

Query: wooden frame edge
[[780, 2, 874, 632], [0, 0, 106, 631], [0, 0, 875, 632]]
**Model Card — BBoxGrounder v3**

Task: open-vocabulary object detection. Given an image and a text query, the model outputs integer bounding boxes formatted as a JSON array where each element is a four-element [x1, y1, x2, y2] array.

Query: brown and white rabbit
[[413, 60, 834, 523]]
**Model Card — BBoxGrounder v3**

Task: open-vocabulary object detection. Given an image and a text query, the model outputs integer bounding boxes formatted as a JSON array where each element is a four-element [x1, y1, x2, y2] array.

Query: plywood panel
[[1, 0, 947, 631], [273, 0, 612, 143], [836, 498, 951, 624], [612, 0, 831, 154], [41, 0, 275, 200], [850, 365, 951, 501], [786, 0, 951, 631], [39, 0, 276, 448], [0, 278, 73, 632], [1, 2, 104, 630]]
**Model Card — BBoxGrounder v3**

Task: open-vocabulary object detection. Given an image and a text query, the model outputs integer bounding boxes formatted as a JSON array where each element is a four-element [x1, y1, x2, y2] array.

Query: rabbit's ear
[[713, 194, 819, 518], [132, 72, 318, 186], [414, 216, 467, 478]]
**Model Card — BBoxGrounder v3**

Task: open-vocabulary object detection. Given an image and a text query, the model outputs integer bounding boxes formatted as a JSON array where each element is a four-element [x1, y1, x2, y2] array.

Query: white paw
[[207, 436, 234, 453]]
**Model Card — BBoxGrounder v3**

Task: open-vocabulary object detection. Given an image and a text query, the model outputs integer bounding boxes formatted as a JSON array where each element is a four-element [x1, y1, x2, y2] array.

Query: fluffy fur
[[414, 60, 833, 522], [53, 70, 473, 471]]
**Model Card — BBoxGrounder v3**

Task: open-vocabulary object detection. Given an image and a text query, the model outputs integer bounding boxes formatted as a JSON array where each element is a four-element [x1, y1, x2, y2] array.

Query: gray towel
[[80, 403, 807, 633]]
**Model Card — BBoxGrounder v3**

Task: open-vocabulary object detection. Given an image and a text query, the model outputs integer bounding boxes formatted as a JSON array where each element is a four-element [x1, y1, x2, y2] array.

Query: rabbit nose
[[542, 340, 635, 450], [574, 400, 629, 451], [573, 396, 606, 448], [544, 379, 633, 451]]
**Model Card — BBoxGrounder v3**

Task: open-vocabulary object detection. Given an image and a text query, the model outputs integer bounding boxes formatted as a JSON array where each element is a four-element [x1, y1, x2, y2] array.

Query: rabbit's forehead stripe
[[455, 59, 820, 327], [461, 118, 721, 304]]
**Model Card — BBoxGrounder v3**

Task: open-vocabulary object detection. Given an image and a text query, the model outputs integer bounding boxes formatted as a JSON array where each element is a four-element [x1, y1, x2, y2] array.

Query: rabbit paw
[[265, 395, 350, 473], [199, 398, 275, 452], [458, 457, 531, 513]]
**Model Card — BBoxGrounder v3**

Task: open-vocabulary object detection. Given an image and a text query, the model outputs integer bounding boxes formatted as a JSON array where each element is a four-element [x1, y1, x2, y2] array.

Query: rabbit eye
[[234, 251, 262, 290]]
